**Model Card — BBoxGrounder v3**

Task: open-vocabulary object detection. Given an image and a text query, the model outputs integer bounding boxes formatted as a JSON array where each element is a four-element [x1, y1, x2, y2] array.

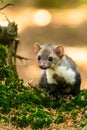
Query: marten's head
[[34, 43, 64, 69]]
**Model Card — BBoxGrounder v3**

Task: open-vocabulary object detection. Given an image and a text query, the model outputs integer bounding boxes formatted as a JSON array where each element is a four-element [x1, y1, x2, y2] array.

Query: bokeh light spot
[[34, 9, 52, 26], [0, 21, 8, 26]]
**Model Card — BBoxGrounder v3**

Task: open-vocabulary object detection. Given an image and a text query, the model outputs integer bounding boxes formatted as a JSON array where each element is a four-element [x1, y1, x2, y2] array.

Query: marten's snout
[[39, 62, 49, 69], [37, 54, 51, 69]]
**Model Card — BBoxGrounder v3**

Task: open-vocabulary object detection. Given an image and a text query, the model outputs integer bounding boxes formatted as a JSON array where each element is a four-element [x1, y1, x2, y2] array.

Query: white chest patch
[[46, 66, 76, 85]]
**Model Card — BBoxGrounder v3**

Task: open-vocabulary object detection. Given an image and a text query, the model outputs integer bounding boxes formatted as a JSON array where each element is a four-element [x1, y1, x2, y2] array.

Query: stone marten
[[34, 43, 81, 99]]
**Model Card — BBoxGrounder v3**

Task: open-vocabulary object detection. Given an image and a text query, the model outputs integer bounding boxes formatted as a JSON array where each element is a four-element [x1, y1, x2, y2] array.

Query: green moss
[[0, 45, 7, 66], [29, 108, 52, 129], [80, 118, 87, 127], [11, 114, 30, 127], [72, 90, 87, 107], [55, 115, 65, 124], [71, 110, 78, 119]]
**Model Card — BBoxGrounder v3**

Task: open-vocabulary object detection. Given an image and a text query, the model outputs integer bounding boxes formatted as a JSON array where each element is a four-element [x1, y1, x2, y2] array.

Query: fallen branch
[[13, 54, 32, 61], [0, 3, 15, 10]]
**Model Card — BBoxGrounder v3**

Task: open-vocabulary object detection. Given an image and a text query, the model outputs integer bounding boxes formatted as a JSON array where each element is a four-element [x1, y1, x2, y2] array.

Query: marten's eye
[[48, 56, 53, 61], [38, 56, 41, 61]]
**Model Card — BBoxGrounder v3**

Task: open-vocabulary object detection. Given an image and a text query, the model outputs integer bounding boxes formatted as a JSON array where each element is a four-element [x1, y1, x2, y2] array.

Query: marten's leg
[[38, 71, 48, 89], [71, 73, 81, 95], [38, 71, 60, 99]]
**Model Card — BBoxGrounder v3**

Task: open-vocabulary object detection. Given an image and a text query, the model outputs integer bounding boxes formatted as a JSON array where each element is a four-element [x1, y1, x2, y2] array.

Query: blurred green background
[[1, 0, 87, 8]]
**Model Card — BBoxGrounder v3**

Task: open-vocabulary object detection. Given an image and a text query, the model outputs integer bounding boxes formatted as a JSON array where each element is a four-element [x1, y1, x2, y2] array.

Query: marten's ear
[[54, 45, 64, 57], [33, 42, 41, 55]]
